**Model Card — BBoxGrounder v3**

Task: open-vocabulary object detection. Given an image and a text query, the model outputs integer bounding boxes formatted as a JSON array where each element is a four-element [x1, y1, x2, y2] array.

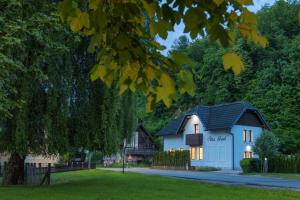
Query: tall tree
[[0, 0, 137, 184], [0, 0, 75, 184]]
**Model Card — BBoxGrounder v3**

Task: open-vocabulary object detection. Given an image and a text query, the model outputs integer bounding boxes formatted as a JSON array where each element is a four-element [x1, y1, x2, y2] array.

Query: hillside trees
[[138, 0, 300, 153]]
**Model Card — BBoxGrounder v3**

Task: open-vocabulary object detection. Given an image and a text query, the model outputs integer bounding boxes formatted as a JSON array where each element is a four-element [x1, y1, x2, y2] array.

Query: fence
[[0, 162, 96, 185], [269, 155, 300, 173], [25, 163, 51, 185], [52, 162, 96, 173], [152, 150, 190, 170]]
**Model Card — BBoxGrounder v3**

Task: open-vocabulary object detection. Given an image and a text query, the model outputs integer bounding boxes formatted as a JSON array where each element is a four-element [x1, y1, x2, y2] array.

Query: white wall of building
[[163, 115, 233, 169], [163, 115, 264, 169], [231, 125, 263, 169]]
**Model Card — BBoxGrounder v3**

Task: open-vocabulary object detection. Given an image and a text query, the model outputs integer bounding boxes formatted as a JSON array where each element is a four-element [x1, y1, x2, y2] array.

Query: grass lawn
[[0, 170, 300, 200], [244, 173, 300, 180]]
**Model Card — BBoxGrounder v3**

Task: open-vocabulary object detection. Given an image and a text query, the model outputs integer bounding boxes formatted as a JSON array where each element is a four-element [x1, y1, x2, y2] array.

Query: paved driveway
[[100, 168, 300, 191]]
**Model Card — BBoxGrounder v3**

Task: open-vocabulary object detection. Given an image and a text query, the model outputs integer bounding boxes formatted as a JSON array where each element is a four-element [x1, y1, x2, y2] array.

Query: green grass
[[0, 170, 300, 200], [244, 173, 300, 179]]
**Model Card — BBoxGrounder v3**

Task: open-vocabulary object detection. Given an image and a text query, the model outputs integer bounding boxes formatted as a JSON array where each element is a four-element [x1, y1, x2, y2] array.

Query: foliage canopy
[[58, 0, 268, 111]]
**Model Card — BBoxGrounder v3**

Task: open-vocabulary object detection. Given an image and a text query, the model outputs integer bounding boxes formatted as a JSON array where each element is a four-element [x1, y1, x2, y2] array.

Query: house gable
[[236, 110, 264, 127]]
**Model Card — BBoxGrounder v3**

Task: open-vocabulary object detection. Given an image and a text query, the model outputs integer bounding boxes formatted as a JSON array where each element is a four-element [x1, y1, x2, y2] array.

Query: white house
[[157, 102, 270, 170]]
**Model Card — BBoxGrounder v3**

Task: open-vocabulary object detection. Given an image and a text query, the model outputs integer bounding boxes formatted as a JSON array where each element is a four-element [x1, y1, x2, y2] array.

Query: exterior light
[[245, 145, 251, 152]]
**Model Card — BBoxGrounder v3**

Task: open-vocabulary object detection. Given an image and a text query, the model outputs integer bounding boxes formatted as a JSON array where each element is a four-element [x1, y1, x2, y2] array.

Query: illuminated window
[[194, 124, 200, 134], [249, 130, 253, 142], [179, 147, 184, 152], [243, 130, 247, 142], [197, 147, 203, 160], [190, 147, 195, 160], [169, 148, 175, 152], [243, 151, 253, 159]]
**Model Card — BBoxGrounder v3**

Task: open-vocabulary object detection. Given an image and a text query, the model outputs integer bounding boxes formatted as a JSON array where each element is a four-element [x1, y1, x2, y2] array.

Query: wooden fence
[[0, 162, 96, 185], [25, 163, 51, 185]]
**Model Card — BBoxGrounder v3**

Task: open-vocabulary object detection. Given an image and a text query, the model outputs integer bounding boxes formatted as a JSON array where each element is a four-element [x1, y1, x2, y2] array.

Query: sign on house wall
[[208, 136, 227, 142]]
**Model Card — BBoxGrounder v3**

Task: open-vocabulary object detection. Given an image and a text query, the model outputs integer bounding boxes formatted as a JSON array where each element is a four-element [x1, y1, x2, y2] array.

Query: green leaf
[[298, 8, 300, 25], [146, 95, 155, 112], [89, 0, 101, 10], [222, 52, 245, 75], [171, 52, 195, 67], [58, 0, 76, 21], [242, 10, 257, 25], [156, 73, 175, 107], [150, 20, 173, 39], [213, 0, 224, 6], [70, 10, 90, 32], [141, 0, 156, 18], [119, 84, 129, 95], [236, 0, 254, 5], [90, 64, 106, 81], [177, 70, 196, 96]]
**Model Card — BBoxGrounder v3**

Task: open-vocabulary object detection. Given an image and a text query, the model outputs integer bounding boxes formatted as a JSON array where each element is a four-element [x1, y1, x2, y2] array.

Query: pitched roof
[[157, 101, 270, 136]]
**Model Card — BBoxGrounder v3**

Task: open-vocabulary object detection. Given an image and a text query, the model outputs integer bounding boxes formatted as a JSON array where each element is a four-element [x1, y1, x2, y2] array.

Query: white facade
[[163, 115, 263, 170]]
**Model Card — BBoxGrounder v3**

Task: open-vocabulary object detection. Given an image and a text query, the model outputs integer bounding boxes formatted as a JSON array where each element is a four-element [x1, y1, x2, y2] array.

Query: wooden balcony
[[185, 134, 203, 146]]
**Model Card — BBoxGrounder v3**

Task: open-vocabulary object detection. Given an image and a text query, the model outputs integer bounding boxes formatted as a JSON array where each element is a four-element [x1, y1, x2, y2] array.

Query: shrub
[[254, 131, 280, 159], [240, 158, 261, 173], [152, 150, 190, 168]]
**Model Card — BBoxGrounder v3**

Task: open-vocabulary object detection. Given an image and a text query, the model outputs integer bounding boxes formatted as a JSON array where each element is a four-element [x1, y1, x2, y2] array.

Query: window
[[249, 130, 253, 142], [243, 129, 253, 143], [249, 151, 253, 158], [190, 147, 196, 160], [243, 151, 253, 159], [169, 148, 175, 152], [197, 147, 203, 160], [194, 124, 200, 134], [179, 147, 184, 152], [243, 130, 247, 142]]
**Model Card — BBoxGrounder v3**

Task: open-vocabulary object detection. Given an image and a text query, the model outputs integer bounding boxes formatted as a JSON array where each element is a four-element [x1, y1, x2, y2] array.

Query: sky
[[157, 0, 276, 55]]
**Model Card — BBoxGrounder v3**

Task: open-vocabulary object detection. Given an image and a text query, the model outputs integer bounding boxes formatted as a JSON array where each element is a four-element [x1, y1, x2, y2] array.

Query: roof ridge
[[205, 101, 249, 108]]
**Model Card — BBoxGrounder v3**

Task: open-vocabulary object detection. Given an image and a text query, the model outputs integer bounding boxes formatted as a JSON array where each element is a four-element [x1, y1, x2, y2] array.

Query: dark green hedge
[[240, 155, 300, 173], [152, 151, 190, 168], [269, 155, 300, 173], [240, 158, 261, 173]]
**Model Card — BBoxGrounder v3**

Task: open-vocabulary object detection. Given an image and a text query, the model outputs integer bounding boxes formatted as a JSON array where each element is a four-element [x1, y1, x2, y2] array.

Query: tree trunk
[[3, 153, 25, 185]]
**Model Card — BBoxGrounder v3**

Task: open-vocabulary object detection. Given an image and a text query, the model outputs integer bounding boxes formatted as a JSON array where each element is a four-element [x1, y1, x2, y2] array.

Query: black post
[[122, 147, 125, 174], [47, 163, 51, 185]]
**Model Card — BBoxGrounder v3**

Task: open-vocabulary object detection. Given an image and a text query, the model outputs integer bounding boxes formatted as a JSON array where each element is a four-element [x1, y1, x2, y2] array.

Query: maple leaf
[[223, 52, 245, 75]]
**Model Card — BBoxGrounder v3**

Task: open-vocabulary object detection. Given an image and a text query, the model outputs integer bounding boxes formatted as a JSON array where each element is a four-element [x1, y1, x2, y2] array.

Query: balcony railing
[[185, 134, 203, 146]]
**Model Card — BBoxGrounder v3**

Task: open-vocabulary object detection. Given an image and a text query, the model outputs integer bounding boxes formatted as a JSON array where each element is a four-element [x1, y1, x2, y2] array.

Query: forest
[[138, 0, 300, 154]]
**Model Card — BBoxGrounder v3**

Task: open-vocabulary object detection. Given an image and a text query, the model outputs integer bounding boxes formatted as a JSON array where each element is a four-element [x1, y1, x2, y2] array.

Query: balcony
[[185, 134, 203, 146]]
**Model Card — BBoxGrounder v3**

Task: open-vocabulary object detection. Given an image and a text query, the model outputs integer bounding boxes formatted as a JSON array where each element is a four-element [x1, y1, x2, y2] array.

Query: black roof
[[157, 101, 270, 136]]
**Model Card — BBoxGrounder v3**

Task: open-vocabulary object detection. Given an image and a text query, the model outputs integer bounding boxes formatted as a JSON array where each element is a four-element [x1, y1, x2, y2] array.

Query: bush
[[152, 151, 190, 168], [240, 158, 261, 173]]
